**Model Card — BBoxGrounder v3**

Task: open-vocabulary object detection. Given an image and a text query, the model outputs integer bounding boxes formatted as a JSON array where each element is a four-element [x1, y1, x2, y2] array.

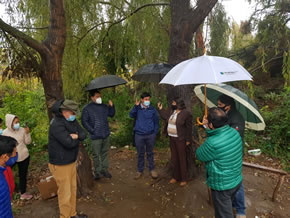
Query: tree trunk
[[165, 0, 218, 179], [0, 0, 94, 196]]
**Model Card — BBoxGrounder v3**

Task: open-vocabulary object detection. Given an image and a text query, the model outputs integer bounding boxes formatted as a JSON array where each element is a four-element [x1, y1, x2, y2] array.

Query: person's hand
[[186, 141, 191, 146], [203, 115, 209, 128], [157, 102, 162, 110], [24, 126, 30, 134], [70, 134, 78, 140], [135, 98, 140, 106], [108, 100, 113, 107]]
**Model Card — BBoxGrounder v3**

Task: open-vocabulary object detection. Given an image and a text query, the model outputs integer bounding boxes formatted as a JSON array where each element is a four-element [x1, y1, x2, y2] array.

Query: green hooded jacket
[[196, 125, 243, 191]]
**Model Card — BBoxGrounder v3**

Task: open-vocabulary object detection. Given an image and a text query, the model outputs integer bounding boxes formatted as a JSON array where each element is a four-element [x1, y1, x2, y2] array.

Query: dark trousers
[[135, 133, 155, 173], [170, 137, 187, 181], [211, 182, 242, 218], [232, 183, 246, 215], [17, 156, 30, 194]]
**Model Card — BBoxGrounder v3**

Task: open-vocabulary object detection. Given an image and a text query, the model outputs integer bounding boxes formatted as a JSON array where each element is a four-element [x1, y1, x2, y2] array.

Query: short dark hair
[[0, 135, 17, 156], [175, 98, 186, 110], [141, 92, 151, 99], [89, 89, 100, 97], [0, 118, 2, 124], [207, 107, 228, 129], [218, 94, 236, 109]]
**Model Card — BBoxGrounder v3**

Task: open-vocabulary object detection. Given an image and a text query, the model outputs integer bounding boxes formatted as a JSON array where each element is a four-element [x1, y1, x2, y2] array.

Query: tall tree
[[167, 0, 218, 109], [0, 0, 65, 119]]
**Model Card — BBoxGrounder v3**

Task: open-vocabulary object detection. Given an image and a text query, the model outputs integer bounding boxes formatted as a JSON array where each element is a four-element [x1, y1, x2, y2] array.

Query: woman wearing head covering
[[157, 98, 193, 186], [3, 114, 32, 200]]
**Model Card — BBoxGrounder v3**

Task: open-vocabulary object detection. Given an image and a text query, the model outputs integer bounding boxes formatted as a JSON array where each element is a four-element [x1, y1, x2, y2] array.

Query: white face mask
[[96, 97, 102, 104]]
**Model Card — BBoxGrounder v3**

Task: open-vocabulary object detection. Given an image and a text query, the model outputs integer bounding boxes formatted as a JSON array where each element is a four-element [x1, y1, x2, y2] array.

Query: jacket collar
[[206, 125, 230, 136]]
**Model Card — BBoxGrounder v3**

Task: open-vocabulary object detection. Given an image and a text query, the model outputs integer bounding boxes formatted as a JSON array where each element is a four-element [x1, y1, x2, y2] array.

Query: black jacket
[[227, 108, 245, 139], [81, 102, 115, 140], [48, 100, 86, 165]]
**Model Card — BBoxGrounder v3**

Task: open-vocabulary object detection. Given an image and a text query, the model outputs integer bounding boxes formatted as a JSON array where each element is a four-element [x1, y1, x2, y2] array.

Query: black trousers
[[16, 156, 30, 194], [211, 182, 242, 218]]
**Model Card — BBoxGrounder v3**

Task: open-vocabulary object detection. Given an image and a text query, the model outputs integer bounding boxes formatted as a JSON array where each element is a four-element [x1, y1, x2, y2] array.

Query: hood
[[5, 114, 17, 131], [52, 100, 65, 118]]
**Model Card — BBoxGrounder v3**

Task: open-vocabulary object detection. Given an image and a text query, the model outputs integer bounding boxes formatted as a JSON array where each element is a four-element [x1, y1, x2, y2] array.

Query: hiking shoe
[[71, 214, 88, 218], [169, 178, 177, 184], [134, 172, 143, 180], [20, 193, 33, 200], [180, 181, 187, 187], [94, 173, 101, 180], [150, 170, 158, 179], [101, 171, 112, 179]]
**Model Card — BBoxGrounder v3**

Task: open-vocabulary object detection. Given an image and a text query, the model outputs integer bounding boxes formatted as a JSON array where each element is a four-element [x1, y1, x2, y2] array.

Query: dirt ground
[[13, 147, 290, 218]]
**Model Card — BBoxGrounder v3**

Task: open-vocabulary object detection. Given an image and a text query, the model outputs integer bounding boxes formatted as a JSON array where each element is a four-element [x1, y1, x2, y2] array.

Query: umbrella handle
[[196, 117, 204, 125]]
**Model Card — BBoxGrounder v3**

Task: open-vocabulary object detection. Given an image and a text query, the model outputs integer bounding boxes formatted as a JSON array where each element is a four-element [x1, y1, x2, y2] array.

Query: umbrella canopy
[[132, 63, 173, 82], [160, 55, 252, 86], [86, 75, 127, 91], [194, 83, 266, 131]]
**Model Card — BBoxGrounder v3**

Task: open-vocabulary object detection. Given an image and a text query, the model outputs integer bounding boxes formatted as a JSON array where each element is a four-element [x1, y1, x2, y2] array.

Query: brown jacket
[[158, 108, 193, 143]]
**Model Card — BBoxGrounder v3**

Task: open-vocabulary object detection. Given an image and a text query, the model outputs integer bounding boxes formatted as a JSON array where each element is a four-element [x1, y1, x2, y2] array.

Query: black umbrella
[[86, 75, 127, 91], [132, 63, 173, 82]]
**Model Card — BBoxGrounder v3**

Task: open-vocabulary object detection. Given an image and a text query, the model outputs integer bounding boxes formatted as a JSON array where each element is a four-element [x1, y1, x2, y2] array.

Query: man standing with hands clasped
[[82, 90, 115, 180], [130, 92, 159, 180], [48, 100, 87, 218]]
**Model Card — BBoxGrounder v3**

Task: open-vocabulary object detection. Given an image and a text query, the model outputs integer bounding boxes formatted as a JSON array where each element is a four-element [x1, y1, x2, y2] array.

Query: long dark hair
[[176, 98, 186, 110]]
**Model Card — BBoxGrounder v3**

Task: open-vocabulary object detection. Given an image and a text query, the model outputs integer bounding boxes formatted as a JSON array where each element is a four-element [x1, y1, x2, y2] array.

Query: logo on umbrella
[[220, 71, 237, 75]]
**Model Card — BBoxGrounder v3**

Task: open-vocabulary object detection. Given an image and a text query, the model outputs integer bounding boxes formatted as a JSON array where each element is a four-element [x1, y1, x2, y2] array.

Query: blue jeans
[[232, 183, 246, 215], [135, 133, 156, 172]]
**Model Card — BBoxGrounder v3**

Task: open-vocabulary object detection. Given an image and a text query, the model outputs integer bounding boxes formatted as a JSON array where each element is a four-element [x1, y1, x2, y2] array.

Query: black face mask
[[171, 105, 177, 110], [218, 106, 227, 112]]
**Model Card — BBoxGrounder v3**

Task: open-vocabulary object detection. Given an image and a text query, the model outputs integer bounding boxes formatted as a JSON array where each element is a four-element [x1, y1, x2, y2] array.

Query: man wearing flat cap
[[48, 100, 87, 218]]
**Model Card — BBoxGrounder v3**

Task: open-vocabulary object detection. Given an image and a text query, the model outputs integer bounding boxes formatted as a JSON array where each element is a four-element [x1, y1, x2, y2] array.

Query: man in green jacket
[[218, 94, 246, 218], [196, 107, 243, 218]]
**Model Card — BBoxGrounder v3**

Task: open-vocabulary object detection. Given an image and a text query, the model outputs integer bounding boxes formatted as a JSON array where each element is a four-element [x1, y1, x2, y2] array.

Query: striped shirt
[[167, 111, 178, 137]]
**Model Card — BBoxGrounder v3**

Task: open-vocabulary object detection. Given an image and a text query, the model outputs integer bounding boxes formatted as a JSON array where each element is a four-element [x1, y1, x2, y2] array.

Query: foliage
[[244, 88, 290, 170], [0, 79, 49, 150], [208, 2, 230, 56]]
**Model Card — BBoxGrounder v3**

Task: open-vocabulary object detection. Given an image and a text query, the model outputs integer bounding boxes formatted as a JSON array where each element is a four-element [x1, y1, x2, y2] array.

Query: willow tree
[[0, 0, 65, 119]]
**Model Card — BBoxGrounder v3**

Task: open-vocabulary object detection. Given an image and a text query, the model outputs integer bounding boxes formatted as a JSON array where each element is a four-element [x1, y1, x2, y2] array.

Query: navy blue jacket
[[81, 102, 115, 140], [48, 100, 87, 165], [0, 166, 13, 218], [130, 104, 159, 135]]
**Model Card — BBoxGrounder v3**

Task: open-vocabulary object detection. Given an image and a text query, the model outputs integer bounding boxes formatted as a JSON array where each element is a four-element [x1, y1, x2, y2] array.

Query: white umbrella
[[159, 55, 253, 124]]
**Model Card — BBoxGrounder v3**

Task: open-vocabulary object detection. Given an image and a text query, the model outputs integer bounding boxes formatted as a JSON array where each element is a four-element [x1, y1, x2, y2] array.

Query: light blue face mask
[[0, 129, 3, 135], [13, 123, 20, 130], [6, 153, 18, 166], [144, 101, 150, 107], [67, 115, 76, 122]]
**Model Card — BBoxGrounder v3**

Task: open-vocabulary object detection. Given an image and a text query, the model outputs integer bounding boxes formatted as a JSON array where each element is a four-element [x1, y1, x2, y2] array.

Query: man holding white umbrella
[[160, 54, 253, 218]]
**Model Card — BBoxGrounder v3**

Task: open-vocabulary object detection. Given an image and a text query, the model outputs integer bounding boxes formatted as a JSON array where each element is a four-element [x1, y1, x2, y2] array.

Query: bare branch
[[0, 18, 45, 55], [15, 26, 48, 30], [77, 21, 113, 44], [101, 2, 170, 45]]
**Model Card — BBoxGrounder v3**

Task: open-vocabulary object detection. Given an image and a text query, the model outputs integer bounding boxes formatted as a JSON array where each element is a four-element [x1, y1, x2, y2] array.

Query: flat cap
[[60, 100, 79, 114]]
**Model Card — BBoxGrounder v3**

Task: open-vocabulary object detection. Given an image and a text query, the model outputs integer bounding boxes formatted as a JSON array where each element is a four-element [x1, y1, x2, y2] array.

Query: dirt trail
[[14, 148, 290, 218]]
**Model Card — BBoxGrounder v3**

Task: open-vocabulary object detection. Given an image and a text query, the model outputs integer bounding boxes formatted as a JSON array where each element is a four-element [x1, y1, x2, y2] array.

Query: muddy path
[[14, 148, 290, 218]]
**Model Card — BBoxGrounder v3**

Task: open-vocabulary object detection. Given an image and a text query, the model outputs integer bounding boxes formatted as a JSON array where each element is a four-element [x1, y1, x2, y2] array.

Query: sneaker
[[20, 193, 33, 200], [94, 173, 101, 180], [134, 172, 143, 180], [71, 214, 88, 218], [101, 171, 112, 179], [150, 170, 158, 179], [236, 215, 246, 218]]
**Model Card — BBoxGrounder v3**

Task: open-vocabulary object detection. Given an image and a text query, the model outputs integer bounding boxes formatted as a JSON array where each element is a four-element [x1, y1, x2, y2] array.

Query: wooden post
[[272, 175, 285, 202]]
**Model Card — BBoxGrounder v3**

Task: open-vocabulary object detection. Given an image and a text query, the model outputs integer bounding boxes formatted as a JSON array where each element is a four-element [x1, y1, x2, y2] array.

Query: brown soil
[[13, 148, 290, 218]]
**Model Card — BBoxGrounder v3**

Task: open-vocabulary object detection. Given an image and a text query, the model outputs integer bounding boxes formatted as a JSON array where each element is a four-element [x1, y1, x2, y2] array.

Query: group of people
[[0, 89, 246, 218]]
